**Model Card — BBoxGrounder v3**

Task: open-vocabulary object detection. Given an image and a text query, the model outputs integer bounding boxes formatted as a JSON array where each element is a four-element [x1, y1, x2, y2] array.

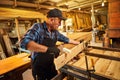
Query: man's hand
[[46, 47, 60, 58]]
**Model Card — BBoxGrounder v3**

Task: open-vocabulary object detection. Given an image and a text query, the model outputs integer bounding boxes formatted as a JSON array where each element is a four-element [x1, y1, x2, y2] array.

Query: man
[[20, 8, 79, 80]]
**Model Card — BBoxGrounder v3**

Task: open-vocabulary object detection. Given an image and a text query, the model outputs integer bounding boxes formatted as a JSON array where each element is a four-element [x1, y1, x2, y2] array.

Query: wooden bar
[[15, 18, 21, 42]]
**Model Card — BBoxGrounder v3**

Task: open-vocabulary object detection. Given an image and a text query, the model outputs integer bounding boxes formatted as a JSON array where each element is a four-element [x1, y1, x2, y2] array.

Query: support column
[[91, 4, 96, 43]]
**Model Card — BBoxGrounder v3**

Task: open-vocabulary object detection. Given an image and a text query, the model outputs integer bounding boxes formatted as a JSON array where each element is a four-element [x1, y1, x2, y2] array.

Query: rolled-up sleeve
[[57, 31, 69, 43], [20, 23, 40, 49]]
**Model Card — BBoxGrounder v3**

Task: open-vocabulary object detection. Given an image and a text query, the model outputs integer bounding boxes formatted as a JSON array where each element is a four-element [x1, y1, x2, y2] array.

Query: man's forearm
[[26, 41, 48, 53]]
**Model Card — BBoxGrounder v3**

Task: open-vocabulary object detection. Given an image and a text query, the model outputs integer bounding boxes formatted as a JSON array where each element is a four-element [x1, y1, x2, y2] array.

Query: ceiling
[[0, 0, 108, 14]]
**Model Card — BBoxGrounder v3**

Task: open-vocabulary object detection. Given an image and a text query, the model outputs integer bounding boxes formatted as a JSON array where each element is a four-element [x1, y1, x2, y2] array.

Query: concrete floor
[[23, 69, 33, 80]]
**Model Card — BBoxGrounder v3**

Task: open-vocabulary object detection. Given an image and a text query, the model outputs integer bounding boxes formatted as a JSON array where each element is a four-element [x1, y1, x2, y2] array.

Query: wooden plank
[[56, 32, 91, 46], [94, 51, 112, 74], [89, 49, 105, 54], [55, 42, 85, 70], [0, 7, 45, 19], [105, 60, 120, 80], [0, 1, 67, 11], [72, 53, 86, 67], [54, 54, 66, 70], [71, 48, 120, 79], [15, 18, 21, 42], [111, 52, 120, 58], [73, 49, 105, 69], [54, 32, 91, 70], [105, 51, 120, 80], [3, 35, 15, 56], [0, 53, 30, 75]]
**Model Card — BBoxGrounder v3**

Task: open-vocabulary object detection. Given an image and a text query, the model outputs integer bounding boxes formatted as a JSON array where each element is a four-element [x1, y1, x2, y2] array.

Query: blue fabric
[[20, 21, 69, 59]]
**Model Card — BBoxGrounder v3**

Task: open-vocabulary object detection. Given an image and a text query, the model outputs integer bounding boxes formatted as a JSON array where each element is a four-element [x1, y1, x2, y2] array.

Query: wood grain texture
[[0, 53, 30, 75], [0, 7, 45, 19], [71, 48, 120, 79]]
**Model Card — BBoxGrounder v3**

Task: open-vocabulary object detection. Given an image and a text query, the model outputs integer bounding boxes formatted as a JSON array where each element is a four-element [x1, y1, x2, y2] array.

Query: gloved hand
[[80, 39, 84, 43], [46, 47, 60, 58]]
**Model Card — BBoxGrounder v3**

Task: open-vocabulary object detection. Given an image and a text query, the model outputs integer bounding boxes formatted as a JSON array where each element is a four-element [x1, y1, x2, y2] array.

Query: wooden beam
[[0, 7, 45, 19], [15, 18, 20, 42], [0, 0, 68, 11]]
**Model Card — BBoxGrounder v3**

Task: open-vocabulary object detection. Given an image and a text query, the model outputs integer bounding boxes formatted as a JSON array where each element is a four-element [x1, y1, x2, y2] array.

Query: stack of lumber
[[68, 48, 120, 79]]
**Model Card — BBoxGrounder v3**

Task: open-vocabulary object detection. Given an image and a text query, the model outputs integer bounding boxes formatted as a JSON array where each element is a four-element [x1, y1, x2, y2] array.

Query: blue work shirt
[[20, 21, 69, 59]]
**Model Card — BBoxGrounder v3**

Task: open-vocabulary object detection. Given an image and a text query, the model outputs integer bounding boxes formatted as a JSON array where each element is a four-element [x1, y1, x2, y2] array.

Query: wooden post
[[15, 18, 20, 42], [91, 4, 96, 43], [13, 0, 17, 8], [36, 18, 40, 23]]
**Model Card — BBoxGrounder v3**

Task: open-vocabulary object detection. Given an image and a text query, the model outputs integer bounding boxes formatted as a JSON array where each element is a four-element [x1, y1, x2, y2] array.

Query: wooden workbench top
[[0, 53, 30, 75]]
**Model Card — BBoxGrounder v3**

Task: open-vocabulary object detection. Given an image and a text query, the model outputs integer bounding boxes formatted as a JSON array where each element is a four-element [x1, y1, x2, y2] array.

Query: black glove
[[46, 47, 60, 58], [80, 39, 84, 43]]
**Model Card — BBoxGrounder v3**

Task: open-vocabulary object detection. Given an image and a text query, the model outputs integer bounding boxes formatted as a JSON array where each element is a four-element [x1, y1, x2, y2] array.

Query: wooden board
[[0, 53, 30, 75], [56, 32, 91, 46], [72, 49, 105, 69], [105, 51, 120, 79], [0, 7, 45, 19], [55, 42, 85, 70], [54, 32, 91, 70]]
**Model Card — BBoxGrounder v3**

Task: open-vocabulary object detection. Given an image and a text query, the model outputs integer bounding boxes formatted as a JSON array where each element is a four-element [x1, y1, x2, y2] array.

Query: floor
[[22, 69, 33, 80]]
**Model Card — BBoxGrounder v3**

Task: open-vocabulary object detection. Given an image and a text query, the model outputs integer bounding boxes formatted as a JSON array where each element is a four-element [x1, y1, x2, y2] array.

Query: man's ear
[[50, 18, 55, 22]]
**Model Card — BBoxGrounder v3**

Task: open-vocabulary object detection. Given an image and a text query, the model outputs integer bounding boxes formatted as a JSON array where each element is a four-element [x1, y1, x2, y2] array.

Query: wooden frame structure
[[52, 46, 120, 80]]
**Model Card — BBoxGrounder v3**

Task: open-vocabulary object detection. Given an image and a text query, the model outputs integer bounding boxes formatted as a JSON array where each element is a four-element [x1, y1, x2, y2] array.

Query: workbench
[[0, 53, 31, 80]]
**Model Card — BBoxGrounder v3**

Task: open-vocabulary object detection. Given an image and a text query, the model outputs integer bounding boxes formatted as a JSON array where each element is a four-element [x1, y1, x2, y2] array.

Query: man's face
[[50, 17, 61, 30]]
